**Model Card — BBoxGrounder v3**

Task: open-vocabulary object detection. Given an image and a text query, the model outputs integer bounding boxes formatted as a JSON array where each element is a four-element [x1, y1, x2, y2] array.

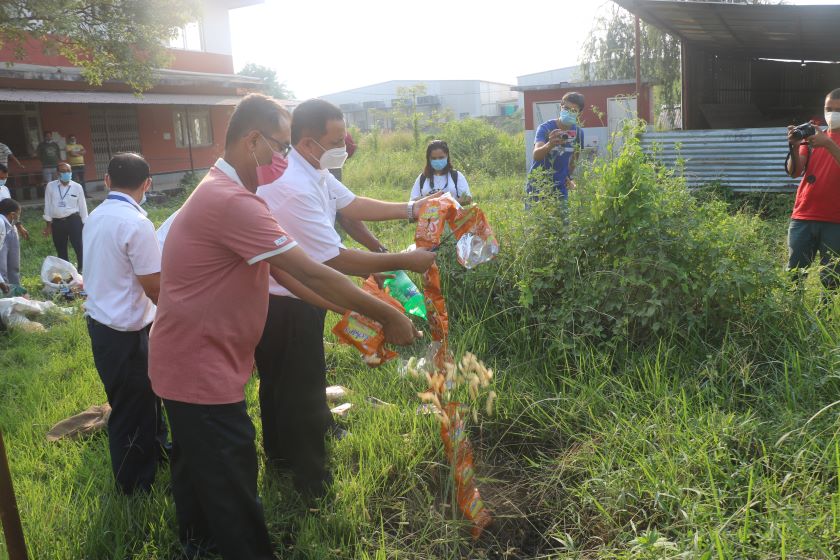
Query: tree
[[580, 0, 776, 110], [237, 63, 294, 100], [0, 0, 201, 92]]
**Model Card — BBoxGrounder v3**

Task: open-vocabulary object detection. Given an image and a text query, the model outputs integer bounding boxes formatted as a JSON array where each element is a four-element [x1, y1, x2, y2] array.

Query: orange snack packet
[[422, 264, 449, 342], [449, 204, 480, 239], [415, 194, 459, 249], [440, 403, 493, 539], [331, 276, 404, 367]]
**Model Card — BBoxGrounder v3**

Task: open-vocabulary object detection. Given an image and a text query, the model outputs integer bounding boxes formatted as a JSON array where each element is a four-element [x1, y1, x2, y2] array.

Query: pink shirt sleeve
[[222, 191, 297, 265]]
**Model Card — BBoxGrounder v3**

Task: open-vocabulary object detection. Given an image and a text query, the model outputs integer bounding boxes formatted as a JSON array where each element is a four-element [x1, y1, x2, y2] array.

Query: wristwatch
[[407, 201, 415, 223]]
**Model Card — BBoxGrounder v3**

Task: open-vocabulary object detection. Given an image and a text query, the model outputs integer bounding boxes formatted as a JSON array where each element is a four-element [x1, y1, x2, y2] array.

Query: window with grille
[[173, 108, 213, 148]]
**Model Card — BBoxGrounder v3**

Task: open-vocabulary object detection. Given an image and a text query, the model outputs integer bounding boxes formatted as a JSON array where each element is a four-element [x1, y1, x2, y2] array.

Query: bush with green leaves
[[441, 118, 525, 178], [501, 127, 792, 350]]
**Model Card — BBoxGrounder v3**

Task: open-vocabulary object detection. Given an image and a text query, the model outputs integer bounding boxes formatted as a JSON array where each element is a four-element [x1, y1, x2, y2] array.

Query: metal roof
[[613, 0, 840, 62], [0, 63, 263, 88], [0, 89, 243, 106]]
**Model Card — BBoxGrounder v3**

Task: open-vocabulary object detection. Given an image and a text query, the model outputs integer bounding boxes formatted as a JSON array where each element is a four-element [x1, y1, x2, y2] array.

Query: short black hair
[[0, 198, 20, 216], [291, 99, 344, 145], [562, 91, 585, 111], [829, 88, 840, 100], [0, 163, 7, 173], [225, 93, 291, 148], [107, 152, 150, 189]]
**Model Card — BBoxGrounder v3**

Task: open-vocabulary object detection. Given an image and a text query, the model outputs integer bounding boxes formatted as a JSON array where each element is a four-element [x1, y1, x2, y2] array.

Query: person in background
[[0, 164, 29, 240], [526, 91, 585, 200], [37, 131, 61, 185], [0, 140, 25, 171], [410, 139, 472, 206], [83, 152, 169, 494], [0, 198, 22, 294], [43, 162, 88, 272], [785, 87, 840, 289], [148, 94, 419, 560], [256, 98, 437, 497], [65, 134, 89, 197]]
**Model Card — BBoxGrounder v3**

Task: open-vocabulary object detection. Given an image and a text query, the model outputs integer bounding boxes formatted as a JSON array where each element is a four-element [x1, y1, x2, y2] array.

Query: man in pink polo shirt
[[149, 94, 418, 560]]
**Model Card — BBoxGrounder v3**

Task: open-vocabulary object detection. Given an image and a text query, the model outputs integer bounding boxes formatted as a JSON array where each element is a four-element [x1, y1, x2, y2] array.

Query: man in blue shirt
[[527, 92, 585, 199]]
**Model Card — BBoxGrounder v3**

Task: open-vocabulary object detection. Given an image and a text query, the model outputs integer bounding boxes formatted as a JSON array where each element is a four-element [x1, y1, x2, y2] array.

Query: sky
[[228, 0, 840, 100]]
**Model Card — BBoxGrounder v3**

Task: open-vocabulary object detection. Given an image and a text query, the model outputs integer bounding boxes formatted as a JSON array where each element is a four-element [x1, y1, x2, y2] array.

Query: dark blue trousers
[[87, 318, 168, 494]]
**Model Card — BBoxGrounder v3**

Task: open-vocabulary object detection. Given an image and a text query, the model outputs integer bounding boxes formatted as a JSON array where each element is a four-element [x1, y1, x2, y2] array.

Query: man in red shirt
[[149, 94, 418, 560], [786, 88, 840, 289]]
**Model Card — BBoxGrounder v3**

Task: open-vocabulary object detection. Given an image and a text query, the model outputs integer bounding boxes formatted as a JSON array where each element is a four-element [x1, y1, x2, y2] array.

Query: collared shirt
[[149, 158, 298, 405], [791, 130, 840, 223], [83, 191, 160, 331], [256, 148, 356, 298], [0, 185, 10, 201], [43, 180, 88, 222]]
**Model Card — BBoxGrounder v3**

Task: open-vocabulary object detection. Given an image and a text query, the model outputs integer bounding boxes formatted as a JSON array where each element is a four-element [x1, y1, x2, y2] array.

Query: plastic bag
[[40, 256, 83, 296], [0, 296, 73, 332], [454, 207, 499, 269]]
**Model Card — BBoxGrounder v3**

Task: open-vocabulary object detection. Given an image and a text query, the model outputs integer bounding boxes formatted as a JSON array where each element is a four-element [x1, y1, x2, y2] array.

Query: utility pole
[[0, 430, 28, 559]]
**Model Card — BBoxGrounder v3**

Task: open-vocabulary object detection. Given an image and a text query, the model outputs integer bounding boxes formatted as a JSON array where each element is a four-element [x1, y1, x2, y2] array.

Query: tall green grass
[[2, 124, 839, 559]]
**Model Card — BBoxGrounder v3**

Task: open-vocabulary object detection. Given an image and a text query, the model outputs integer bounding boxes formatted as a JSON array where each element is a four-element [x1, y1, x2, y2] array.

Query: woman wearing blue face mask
[[410, 139, 472, 205]]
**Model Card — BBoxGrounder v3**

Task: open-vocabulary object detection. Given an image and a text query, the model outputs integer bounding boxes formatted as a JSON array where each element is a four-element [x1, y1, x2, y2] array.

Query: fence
[[639, 127, 798, 193]]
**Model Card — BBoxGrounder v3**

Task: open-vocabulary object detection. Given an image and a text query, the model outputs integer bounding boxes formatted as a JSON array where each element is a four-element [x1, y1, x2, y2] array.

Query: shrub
[[491, 124, 792, 350], [442, 118, 525, 178]]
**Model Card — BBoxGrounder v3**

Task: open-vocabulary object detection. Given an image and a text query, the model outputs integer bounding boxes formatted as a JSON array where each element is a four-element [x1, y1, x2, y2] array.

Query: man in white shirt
[[43, 161, 88, 272], [255, 98, 436, 495], [83, 152, 169, 494]]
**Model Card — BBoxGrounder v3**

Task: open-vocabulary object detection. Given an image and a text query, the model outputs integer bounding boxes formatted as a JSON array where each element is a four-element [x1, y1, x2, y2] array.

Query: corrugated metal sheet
[[640, 127, 797, 192]]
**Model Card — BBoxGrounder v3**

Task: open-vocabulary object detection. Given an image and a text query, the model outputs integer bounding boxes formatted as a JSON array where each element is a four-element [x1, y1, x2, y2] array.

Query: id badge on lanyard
[[58, 184, 71, 208]]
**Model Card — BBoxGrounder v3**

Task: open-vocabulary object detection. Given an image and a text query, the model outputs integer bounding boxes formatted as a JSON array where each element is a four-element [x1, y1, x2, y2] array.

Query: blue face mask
[[559, 109, 577, 126], [140, 193, 147, 206], [430, 158, 448, 171], [59, 171, 73, 183], [0, 179, 6, 187]]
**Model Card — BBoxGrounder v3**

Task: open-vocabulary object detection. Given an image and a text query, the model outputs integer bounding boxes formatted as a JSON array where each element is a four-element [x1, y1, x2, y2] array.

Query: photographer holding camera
[[527, 91, 585, 200], [785, 88, 840, 288]]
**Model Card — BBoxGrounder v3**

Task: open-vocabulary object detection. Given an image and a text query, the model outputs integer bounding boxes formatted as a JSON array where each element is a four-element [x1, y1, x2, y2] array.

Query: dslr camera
[[790, 122, 817, 141]]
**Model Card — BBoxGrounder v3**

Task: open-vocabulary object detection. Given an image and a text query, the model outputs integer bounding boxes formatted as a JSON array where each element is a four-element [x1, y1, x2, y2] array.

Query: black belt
[[52, 213, 80, 222]]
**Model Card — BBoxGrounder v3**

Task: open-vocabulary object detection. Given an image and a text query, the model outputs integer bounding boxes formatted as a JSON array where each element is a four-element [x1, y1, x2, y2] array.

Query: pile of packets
[[332, 193, 499, 539]]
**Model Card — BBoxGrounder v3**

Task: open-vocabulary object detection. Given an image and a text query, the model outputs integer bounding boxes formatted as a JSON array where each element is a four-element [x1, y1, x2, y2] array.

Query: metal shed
[[614, 0, 840, 192]]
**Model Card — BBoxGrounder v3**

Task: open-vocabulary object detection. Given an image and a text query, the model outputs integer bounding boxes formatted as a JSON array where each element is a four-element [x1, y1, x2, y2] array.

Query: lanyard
[[57, 183, 72, 202], [106, 194, 142, 213], [429, 173, 449, 194]]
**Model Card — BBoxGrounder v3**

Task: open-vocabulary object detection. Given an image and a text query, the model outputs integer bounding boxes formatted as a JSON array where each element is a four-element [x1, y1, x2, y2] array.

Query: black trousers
[[87, 319, 168, 494], [71, 165, 87, 195], [52, 213, 84, 272], [254, 296, 333, 494], [163, 399, 276, 560]]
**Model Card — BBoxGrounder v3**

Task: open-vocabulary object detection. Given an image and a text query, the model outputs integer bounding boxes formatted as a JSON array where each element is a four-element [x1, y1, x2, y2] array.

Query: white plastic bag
[[0, 296, 73, 332], [40, 256, 83, 295]]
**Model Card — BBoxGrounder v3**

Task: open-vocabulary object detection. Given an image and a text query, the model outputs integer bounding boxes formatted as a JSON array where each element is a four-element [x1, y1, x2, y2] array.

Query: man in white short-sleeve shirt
[[43, 161, 88, 271], [255, 98, 437, 495], [83, 152, 169, 494]]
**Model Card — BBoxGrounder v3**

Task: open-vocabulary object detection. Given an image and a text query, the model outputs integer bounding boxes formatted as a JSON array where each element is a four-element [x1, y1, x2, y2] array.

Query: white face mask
[[825, 111, 840, 130], [313, 140, 348, 170]]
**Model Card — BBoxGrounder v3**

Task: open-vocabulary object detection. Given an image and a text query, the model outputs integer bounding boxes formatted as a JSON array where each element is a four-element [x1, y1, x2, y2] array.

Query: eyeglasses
[[560, 103, 580, 114], [261, 134, 292, 158]]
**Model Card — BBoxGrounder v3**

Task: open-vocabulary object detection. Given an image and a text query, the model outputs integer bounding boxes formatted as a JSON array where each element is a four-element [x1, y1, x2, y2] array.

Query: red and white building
[[0, 0, 266, 199]]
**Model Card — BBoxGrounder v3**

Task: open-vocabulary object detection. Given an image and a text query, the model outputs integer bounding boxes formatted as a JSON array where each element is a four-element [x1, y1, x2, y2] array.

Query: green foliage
[[237, 63, 294, 100], [441, 118, 524, 178], [508, 123, 791, 349], [3, 124, 840, 559], [0, 0, 200, 92]]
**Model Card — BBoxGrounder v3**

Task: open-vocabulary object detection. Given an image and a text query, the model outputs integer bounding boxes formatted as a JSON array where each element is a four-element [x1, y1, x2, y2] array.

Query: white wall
[[201, 1, 234, 55]]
